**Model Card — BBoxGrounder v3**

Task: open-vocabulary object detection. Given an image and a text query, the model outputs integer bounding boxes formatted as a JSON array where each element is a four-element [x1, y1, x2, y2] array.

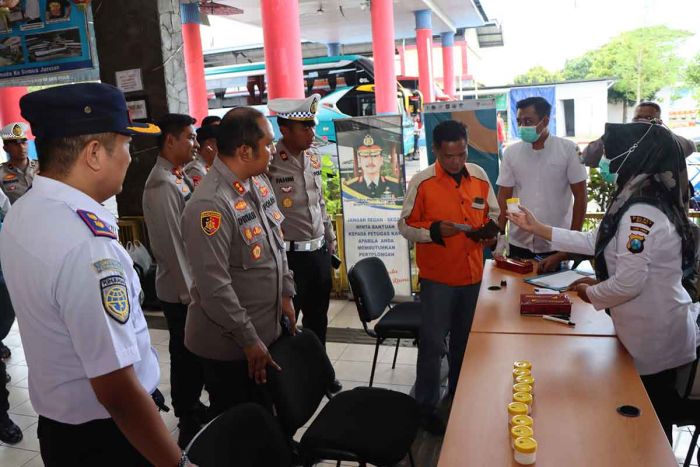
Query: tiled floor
[[0, 299, 697, 466]]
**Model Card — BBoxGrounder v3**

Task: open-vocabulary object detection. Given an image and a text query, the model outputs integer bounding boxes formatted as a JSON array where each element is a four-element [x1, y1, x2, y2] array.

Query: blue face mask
[[598, 155, 618, 184]]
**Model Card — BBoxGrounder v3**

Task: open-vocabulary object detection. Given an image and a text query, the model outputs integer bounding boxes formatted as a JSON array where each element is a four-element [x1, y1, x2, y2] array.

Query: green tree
[[588, 26, 691, 105], [513, 66, 563, 85], [562, 53, 593, 80]]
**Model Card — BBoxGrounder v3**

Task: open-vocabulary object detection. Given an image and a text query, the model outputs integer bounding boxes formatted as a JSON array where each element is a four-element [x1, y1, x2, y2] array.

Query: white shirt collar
[[31, 175, 117, 229]]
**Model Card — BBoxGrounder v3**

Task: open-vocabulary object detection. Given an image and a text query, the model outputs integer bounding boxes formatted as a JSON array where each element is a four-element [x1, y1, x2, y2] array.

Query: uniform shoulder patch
[[77, 210, 117, 239], [630, 215, 654, 228], [93, 258, 124, 275], [627, 233, 646, 254], [201, 210, 222, 236], [630, 226, 650, 235], [100, 275, 130, 324]]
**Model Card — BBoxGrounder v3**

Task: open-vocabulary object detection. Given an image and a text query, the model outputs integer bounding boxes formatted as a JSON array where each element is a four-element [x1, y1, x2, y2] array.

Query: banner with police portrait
[[334, 115, 412, 298]]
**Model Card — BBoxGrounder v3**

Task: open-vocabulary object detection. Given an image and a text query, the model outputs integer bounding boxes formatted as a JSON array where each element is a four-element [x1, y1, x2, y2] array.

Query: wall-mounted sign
[[0, 0, 97, 86], [116, 68, 143, 93]]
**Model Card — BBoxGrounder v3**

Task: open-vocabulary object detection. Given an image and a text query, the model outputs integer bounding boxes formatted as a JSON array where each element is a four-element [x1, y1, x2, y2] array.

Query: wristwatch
[[178, 452, 190, 467]]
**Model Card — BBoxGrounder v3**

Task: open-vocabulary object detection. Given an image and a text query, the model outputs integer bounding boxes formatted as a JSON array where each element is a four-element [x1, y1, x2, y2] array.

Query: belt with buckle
[[285, 236, 325, 252]]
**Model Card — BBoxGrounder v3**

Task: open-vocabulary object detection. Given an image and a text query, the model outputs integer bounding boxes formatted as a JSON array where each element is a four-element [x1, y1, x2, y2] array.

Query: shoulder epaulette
[[76, 210, 117, 239]]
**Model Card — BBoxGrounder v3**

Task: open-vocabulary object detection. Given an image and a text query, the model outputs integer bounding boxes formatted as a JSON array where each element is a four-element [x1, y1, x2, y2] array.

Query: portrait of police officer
[[267, 94, 342, 393], [344, 134, 403, 200], [182, 107, 296, 418], [0, 83, 193, 466], [143, 113, 207, 447], [0, 122, 39, 204]]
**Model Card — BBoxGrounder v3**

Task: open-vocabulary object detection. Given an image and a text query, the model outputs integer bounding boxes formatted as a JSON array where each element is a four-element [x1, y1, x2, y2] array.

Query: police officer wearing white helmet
[[0, 122, 39, 204], [508, 122, 700, 442], [267, 95, 342, 393], [0, 83, 196, 466]]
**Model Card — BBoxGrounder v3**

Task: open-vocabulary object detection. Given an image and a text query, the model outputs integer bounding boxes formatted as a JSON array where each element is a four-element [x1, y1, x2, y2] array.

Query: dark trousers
[[286, 246, 332, 345], [508, 244, 555, 260], [641, 367, 681, 443], [201, 358, 270, 420], [416, 279, 481, 413], [0, 359, 7, 417], [160, 301, 205, 418], [38, 416, 151, 467], [0, 265, 14, 418]]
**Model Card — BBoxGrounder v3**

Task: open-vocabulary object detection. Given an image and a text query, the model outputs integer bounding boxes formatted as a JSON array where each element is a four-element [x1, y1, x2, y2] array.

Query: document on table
[[525, 270, 593, 292]]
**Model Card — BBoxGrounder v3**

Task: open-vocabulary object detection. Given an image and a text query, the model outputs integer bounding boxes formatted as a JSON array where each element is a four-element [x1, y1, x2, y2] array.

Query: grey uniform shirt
[[0, 159, 38, 204], [268, 140, 335, 244], [142, 157, 194, 304], [184, 157, 209, 188], [182, 157, 295, 361]]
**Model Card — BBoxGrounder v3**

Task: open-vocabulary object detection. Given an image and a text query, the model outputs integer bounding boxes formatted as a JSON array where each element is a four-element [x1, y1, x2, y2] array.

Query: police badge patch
[[627, 234, 645, 254], [100, 275, 130, 324], [201, 211, 222, 236]]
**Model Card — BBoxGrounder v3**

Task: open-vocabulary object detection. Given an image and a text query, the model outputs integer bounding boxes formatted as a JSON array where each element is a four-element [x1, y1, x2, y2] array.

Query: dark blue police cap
[[20, 82, 160, 139]]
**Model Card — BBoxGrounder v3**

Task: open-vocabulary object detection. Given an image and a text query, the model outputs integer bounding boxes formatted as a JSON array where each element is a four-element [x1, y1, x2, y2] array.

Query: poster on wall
[[424, 99, 499, 189], [0, 0, 98, 86], [334, 115, 413, 298]]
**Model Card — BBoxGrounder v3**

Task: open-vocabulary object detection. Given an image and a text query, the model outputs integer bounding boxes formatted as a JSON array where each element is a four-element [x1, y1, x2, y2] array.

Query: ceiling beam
[[419, 0, 457, 33]]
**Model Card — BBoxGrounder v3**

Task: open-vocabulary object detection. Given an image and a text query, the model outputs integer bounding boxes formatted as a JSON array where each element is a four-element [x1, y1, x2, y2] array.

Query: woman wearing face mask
[[508, 122, 700, 442]]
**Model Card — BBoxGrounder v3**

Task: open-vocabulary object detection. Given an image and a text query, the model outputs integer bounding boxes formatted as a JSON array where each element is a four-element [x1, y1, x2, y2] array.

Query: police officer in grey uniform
[[0, 83, 192, 466], [183, 107, 296, 417], [184, 124, 217, 188], [267, 95, 341, 392], [143, 113, 206, 447], [0, 122, 39, 204]]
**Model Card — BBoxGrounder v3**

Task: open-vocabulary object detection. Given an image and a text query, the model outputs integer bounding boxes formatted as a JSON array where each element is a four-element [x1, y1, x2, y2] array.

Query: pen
[[542, 315, 575, 326]]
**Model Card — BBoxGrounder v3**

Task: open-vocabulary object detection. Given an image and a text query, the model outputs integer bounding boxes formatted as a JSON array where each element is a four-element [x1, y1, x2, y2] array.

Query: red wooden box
[[520, 294, 572, 316], [494, 257, 534, 274]]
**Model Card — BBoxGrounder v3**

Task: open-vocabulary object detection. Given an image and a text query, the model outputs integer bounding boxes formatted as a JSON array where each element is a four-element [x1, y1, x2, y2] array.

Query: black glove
[[465, 219, 501, 241]]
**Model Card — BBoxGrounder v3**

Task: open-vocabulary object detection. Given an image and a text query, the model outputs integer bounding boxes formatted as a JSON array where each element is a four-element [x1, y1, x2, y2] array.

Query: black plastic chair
[[267, 331, 420, 467], [185, 402, 292, 467], [348, 257, 421, 386]]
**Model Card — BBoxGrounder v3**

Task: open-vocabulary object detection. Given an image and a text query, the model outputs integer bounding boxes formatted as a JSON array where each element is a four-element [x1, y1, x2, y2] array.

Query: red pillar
[[0, 87, 28, 126], [371, 0, 397, 115], [415, 10, 434, 103], [441, 32, 455, 99], [260, 0, 304, 99], [181, 3, 209, 124]]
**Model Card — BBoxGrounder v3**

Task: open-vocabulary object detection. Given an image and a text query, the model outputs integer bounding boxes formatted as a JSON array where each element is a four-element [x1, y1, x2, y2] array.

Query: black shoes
[[0, 414, 22, 444], [420, 411, 446, 436], [329, 379, 343, 394]]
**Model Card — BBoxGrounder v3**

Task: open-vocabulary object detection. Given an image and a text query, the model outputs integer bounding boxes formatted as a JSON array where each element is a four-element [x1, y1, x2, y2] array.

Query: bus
[[205, 55, 421, 154]]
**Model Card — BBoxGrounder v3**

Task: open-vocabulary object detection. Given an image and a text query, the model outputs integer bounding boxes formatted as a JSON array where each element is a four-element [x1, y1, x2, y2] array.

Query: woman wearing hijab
[[508, 122, 699, 441]]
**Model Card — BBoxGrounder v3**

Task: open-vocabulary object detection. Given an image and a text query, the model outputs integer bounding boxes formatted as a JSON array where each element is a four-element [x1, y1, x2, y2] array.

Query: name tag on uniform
[[471, 197, 485, 210]]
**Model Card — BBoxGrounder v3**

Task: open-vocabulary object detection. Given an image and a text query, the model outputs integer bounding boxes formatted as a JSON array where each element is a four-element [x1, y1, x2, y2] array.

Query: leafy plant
[[321, 154, 341, 217], [588, 168, 615, 213]]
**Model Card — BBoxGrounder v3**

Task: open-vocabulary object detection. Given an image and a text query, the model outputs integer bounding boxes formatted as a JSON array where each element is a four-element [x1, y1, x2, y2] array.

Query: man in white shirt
[[496, 96, 588, 272], [0, 83, 190, 466]]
